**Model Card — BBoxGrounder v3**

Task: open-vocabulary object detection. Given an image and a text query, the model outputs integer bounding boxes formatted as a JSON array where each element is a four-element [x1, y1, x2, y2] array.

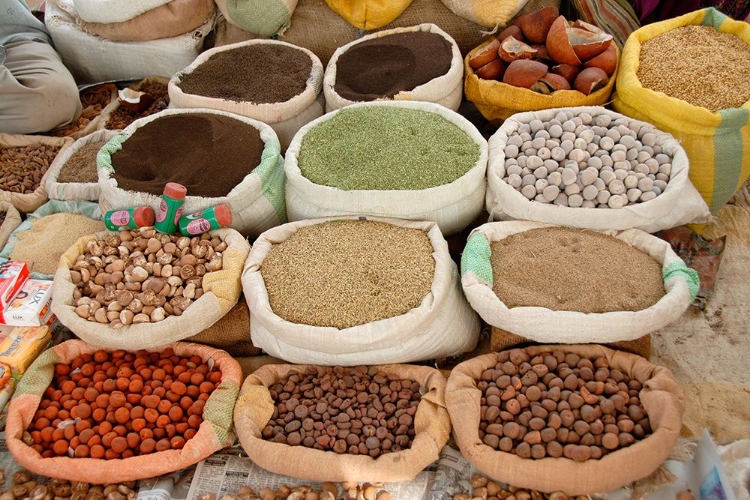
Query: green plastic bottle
[[154, 182, 187, 234], [103, 206, 155, 231], [178, 204, 233, 236]]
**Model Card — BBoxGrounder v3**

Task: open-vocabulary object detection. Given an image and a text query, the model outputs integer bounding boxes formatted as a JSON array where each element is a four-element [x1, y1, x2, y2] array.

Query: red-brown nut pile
[[478, 349, 651, 461], [0, 144, 62, 194], [71, 227, 225, 326], [262, 366, 421, 457], [24, 348, 221, 459], [0, 468, 138, 500]]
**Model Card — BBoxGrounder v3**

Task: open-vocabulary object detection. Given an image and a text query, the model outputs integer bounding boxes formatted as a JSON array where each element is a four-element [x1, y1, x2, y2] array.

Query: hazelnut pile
[[70, 227, 225, 326], [0, 469, 137, 500], [454, 474, 589, 500], [478, 349, 651, 462], [200, 483, 392, 500]]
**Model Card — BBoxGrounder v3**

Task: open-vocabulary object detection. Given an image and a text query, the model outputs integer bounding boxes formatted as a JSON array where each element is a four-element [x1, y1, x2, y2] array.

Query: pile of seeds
[[261, 365, 421, 457], [177, 44, 313, 104], [197, 482, 392, 500], [0, 144, 62, 194], [105, 81, 170, 130], [501, 110, 673, 208], [0, 469, 138, 500], [490, 227, 664, 313], [638, 25, 750, 112], [10, 213, 105, 275], [261, 220, 434, 329], [455, 474, 589, 500], [478, 349, 652, 461], [49, 83, 116, 137], [299, 107, 479, 190], [57, 141, 107, 184], [70, 227, 226, 326]]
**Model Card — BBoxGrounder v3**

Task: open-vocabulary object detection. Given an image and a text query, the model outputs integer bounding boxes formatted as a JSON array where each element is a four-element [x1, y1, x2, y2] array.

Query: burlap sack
[[213, 0, 487, 67], [234, 363, 450, 482], [445, 345, 684, 494], [51, 228, 250, 350], [97, 108, 286, 238], [460, 221, 699, 343], [440, 0, 527, 28], [215, 0, 297, 36], [284, 101, 488, 236], [44, 130, 118, 202], [324, 24, 463, 113], [72, 0, 215, 42], [6, 340, 242, 483], [243, 216, 481, 365], [486, 107, 712, 233], [489, 327, 652, 359], [187, 296, 262, 357], [168, 40, 324, 150], [0, 135, 73, 214], [0, 202, 22, 252]]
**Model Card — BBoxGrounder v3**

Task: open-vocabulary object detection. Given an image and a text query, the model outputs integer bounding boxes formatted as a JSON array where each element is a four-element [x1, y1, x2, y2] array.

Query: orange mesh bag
[[5, 340, 242, 483]]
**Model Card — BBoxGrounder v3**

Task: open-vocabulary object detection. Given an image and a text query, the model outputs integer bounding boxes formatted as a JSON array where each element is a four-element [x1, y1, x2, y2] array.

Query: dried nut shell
[[574, 67, 609, 95], [540, 72, 571, 91], [499, 36, 538, 63], [546, 16, 581, 66], [584, 44, 617, 76], [497, 24, 524, 43], [513, 6, 559, 44], [476, 59, 506, 80], [503, 59, 549, 88], [469, 40, 500, 71], [568, 27, 613, 61]]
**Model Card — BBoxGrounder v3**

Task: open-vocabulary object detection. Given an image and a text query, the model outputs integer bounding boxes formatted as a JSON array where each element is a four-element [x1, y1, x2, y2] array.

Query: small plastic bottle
[[154, 182, 187, 234], [178, 204, 233, 236], [103, 206, 155, 231]]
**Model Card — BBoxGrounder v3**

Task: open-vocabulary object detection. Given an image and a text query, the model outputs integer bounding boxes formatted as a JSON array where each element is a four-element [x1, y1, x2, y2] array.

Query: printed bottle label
[[185, 218, 211, 235], [109, 210, 131, 227], [155, 199, 168, 223], [174, 206, 183, 225]]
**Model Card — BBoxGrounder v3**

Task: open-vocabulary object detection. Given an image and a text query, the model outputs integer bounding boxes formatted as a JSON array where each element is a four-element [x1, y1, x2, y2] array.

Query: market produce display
[[0, 144, 63, 196], [48, 84, 118, 139], [103, 80, 170, 131]]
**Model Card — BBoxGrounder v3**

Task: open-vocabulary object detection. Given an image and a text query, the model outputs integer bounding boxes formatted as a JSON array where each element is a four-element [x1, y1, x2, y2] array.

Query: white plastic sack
[[460, 220, 700, 343], [45, 130, 118, 202], [486, 106, 711, 233], [243, 216, 480, 365], [73, 0, 173, 24], [46, 0, 216, 85], [284, 100, 488, 236], [324, 23, 463, 113], [169, 40, 324, 150]]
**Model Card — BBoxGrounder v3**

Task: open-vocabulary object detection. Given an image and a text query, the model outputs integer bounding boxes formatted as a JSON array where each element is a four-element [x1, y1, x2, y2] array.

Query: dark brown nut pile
[[478, 349, 651, 461], [70, 226, 226, 327], [49, 84, 116, 138], [105, 82, 169, 131], [200, 482, 392, 500], [262, 366, 422, 457], [0, 468, 137, 500], [0, 144, 62, 194], [455, 474, 588, 500]]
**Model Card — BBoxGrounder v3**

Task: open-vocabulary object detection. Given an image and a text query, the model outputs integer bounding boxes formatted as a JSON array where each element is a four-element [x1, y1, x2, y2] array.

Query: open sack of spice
[[97, 108, 286, 238], [445, 345, 684, 495], [243, 216, 480, 365], [5, 340, 242, 483], [460, 221, 700, 344], [97, 77, 171, 132], [169, 39, 325, 151], [284, 100, 487, 236], [324, 23, 464, 112], [51, 226, 250, 350], [0, 134, 73, 214], [486, 106, 711, 233], [233, 363, 450, 482]]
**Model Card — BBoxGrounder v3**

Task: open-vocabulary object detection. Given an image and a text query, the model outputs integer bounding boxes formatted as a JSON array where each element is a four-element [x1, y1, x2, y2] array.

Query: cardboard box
[[0, 279, 54, 327], [0, 261, 29, 311], [0, 325, 51, 374]]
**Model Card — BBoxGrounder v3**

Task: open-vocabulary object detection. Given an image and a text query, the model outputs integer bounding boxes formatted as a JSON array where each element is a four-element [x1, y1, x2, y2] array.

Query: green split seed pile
[[298, 107, 480, 190], [261, 220, 435, 329]]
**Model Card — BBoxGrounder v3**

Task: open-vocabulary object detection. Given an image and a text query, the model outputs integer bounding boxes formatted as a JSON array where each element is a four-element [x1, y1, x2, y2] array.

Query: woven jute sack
[[0, 202, 22, 252], [234, 363, 450, 482], [45, 130, 118, 202], [612, 8, 750, 215], [285, 100, 488, 236], [187, 296, 262, 357], [215, 0, 297, 36], [97, 108, 286, 239], [324, 24, 463, 113], [486, 107, 711, 233], [243, 216, 480, 365], [51, 228, 250, 350], [6, 340, 242, 482], [445, 345, 684, 494], [72, 0, 215, 42], [0, 134, 73, 214], [169, 40, 324, 150], [460, 221, 699, 343], [439, 0, 528, 28]]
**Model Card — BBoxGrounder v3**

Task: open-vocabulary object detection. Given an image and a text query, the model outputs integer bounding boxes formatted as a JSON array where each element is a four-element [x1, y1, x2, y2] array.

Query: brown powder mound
[[490, 227, 665, 313]]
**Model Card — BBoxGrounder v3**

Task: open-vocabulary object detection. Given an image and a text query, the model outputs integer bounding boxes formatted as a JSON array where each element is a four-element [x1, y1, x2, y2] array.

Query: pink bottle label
[[174, 206, 183, 225], [186, 218, 211, 235], [155, 199, 168, 223], [110, 210, 131, 227]]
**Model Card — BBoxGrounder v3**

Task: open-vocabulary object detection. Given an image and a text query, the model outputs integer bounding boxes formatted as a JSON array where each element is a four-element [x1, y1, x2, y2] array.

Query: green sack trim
[[226, 0, 292, 37], [701, 7, 728, 30], [663, 261, 700, 302], [460, 232, 493, 286], [13, 347, 58, 399], [204, 378, 240, 446], [256, 145, 288, 224]]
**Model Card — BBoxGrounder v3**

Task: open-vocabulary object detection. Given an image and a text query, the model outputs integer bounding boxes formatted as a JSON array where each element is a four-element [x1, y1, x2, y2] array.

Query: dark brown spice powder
[[333, 31, 453, 102], [110, 113, 265, 198], [177, 44, 313, 104], [57, 141, 106, 183]]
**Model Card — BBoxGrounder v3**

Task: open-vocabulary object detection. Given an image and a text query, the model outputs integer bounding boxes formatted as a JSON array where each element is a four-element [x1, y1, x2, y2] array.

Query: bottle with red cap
[[178, 204, 233, 236], [154, 182, 187, 234], [103, 206, 155, 231]]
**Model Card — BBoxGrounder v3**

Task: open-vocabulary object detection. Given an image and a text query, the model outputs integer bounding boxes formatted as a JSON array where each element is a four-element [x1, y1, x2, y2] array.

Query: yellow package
[[0, 326, 51, 374]]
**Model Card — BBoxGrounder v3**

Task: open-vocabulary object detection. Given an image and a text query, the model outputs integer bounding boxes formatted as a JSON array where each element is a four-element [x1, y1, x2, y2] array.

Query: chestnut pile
[[469, 7, 617, 95]]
